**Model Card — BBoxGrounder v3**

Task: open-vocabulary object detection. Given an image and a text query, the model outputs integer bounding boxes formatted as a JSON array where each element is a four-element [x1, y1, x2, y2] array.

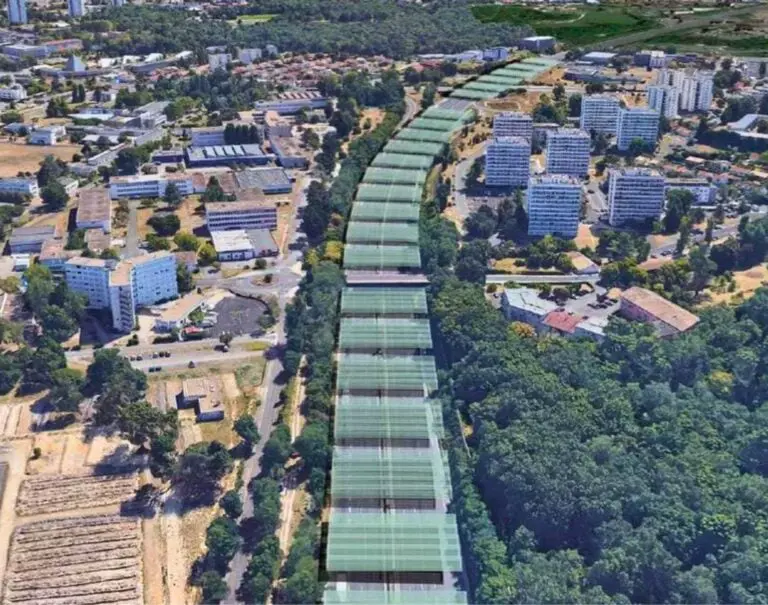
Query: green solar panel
[[396, 128, 451, 143], [330, 447, 449, 500], [335, 395, 443, 439], [363, 167, 428, 186], [323, 587, 468, 604], [383, 140, 445, 157], [451, 89, 492, 100], [477, 75, 523, 85], [336, 354, 437, 392], [341, 287, 428, 315], [357, 183, 423, 204], [343, 244, 421, 269], [346, 222, 419, 245], [339, 318, 432, 349], [350, 202, 420, 223], [326, 512, 463, 572], [463, 81, 513, 93], [422, 107, 471, 122], [371, 153, 434, 170]]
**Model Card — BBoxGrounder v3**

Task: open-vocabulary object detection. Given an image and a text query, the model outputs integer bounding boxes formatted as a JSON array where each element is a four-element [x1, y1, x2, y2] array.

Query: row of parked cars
[[128, 351, 172, 361]]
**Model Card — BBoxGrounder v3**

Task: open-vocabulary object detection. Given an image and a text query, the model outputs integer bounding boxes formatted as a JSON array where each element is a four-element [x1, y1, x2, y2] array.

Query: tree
[[261, 424, 292, 472], [200, 570, 228, 604], [41, 182, 69, 210], [689, 245, 715, 294], [465, 206, 496, 239], [202, 176, 226, 203], [279, 557, 322, 604], [173, 231, 198, 251], [234, 414, 259, 450], [293, 421, 328, 471], [20, 337, 66, 393], [176, 262, 193, 294], [664, 189, 695, 233], [163, 181, 183, 207], [421, 82, 436, 110], [0, 354, 21, 394], [219, 332, 233, 347], [146, 233, 170, 251], [117, 400, 175, 448], [220, 490, 243, 518], [174, 441, 233, 502], [148, 213, 180, 236], [37, 155, 66, 187], [198, 242, 217, 266], [45, 97, 69, 118], [568, 93, 582, 117], [115, 147, 150, 174], [705, 217, 715, 244], [205, 516, 241, 572], [466, 156, 484, 188]]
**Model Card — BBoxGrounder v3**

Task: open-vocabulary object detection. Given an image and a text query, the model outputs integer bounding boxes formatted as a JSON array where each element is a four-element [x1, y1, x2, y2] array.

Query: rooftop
[[77, 188, 111, 224], [542, 309, 583, 334], [39, 238, 66, 261], [206, 199, 275, 213], [621, 286, 699, 334], [211, 229, 253, 253], [235, 167, 291, 192], [84, 228, 110, 252], [66, 256, 109, 269], [159, 293, 205, 323], [504, 287, 557, 317]]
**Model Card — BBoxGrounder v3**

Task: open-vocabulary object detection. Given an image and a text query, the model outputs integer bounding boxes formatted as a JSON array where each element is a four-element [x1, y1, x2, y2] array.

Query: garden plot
[[16, 472, 137, 517], [3, 514, 142, 605]]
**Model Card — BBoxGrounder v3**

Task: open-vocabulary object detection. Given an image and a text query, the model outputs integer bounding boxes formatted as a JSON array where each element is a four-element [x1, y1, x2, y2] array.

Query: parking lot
[[208, 295, 269, 338]]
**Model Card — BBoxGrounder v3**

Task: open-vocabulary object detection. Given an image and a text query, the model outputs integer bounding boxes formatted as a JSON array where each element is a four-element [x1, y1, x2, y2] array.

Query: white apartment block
[[8, 0, 27, 24], [65, 252, 178, 332], [205, 200, 278, 232], [647, 85, 679, 119], [109, 175, 194, 199], [526, 175, 582, 238], [485, 136, 531, 188], [0, 85, 27, 101], [208, 53, 231, 70], [239, 48, 263, 64], [665, 179, 717, 206], [608, 168, 665, 226], [29, 126, 65, 146], [680, 71, 714, 112], [616, 108, 659, 152], [545, 128, 590, 178], [68, 0, 84, 17], [492, 112, 533, 141], [580, 95, 621, 135], [0, 178, 39, 198]]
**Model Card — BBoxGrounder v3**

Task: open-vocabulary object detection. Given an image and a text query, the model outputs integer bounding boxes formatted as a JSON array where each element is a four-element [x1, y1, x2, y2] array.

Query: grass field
[[471, 5, 659, 46], [228, 13, 276, 25], [0, 141, 80, 177], [639, 31, 768, 56]]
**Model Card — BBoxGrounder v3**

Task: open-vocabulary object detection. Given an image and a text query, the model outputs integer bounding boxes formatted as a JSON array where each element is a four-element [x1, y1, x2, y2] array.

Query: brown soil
[[0, 141, 80, 177]]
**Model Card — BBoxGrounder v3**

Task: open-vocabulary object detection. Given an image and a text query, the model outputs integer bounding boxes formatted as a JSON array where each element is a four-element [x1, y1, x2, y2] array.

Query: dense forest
[[428, 272, 768, 602], [84, 1, 532, 59]]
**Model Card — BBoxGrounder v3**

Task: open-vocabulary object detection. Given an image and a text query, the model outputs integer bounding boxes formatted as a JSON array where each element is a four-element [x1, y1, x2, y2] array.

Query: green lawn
[[471, 5, 659, 46], [228, 14, 276, 25], [638, 31, 768, 56]]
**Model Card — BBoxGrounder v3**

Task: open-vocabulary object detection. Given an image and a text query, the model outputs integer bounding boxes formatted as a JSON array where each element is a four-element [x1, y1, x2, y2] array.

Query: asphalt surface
[[124, 201, 141, 259]]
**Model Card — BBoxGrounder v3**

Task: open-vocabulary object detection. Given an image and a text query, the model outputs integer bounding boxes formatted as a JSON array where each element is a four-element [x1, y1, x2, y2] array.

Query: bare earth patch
[[0, 141, 80, 177]]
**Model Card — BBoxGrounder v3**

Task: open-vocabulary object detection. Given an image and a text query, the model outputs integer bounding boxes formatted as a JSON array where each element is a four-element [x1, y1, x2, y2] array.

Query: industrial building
[[526, 175, 582, 238], [185, 144, 272, 168], [253, 90, 329, 115], [235, 167, 292, 194], [210, 229, 278, 261], [580, 94, 621, 135], [616, 108, 659, 152], [545, 128, 590, 178], [608, 168, 665, 226], [485, 136, 531, 188]]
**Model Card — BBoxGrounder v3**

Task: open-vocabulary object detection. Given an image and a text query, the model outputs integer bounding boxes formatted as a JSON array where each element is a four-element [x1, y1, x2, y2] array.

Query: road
[[400, 95, 420, 129], [124, 201, 140, 259], [452, 142, 490, 222], [486, 273, 600, 285]]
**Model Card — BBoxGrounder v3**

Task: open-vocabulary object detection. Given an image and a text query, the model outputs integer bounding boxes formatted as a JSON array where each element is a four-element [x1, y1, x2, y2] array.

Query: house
[[540, 309, 607, 341], [619, 286, 699, 337], [501, 287, 557, 326]]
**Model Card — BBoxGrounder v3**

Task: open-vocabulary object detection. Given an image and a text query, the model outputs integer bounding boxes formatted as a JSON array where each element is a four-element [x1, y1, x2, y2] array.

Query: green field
[[471, 5, 658, 46], [638, 31, 768, 56], [228, 14, 276, 25]]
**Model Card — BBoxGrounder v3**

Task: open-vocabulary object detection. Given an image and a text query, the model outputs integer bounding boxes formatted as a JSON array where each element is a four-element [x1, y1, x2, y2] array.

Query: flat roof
[[206, 199, 276, 213], [235, 167, 291, 191], [504, 287, 557, 316], [159, 293, 205, 323], [211, 229, 253, 253], [77, 188, 111, 224], [66, 256, 109, 269]]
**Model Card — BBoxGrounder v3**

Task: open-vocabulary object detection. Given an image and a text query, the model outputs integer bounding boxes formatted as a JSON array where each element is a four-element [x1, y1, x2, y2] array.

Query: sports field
[[471, 5, 659, 46]]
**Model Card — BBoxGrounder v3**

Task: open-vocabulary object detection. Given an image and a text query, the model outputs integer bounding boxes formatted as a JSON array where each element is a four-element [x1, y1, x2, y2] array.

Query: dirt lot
[[0, 141, 80, 177], [176, 196, 206, 236], [706, 265, 768, 306]]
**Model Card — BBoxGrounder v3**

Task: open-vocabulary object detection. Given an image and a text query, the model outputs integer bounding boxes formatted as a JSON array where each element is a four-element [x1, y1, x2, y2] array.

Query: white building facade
[[608, 168, 666, 226], [492, 112, 533, 140], [580, 95, 621, 135], [205, 201, 278, 231], [526, 175, 582, 238], [485, 136, 531, 188], [616, 108, 659, 152], [647, 85, 679, 119], [545, 128, 590, 178], [7, 0, 27, 24], [109, 176, 194, 199], [0, 178, 39, 198]]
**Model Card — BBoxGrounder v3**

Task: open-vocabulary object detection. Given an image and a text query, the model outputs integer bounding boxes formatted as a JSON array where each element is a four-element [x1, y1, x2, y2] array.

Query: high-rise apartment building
[[608, 168, 665, 226], [656, 69, 713, 113], [580, 95, 621, 135], [526, 175, 582, 238], [492, 112, 533, 141], [485, 136, 531, 188], [647, 85, 679, 119], [7, 0, 27, 24], [545, 128, 591, 178], [68, 0, 84, 17], [616, 108, 659, 152], [65, 251, 178, 332]]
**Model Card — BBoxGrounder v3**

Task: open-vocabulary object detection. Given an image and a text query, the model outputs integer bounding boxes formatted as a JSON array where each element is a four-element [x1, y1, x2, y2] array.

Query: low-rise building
[[29, 125, 65, 146], [501, 287, 557, 325], [268, 135, 308, 169], [185, 144, 272, 167], [76, 188, 112, 232], [0, 177, 39, 198], [84, 228, 110, 253], [206, 199, 278, 232], [541, 309, 608, 341], [179, 377, 224, 422], [665, 178, 717, 206], [189, 127, 226, 147], [581, 51, 617, 65], [519, 36, 556, 52], [619, 286, 699, 337], [210, 229, 278, 261], [9, 225, 55, 254], [208, 52, 231, 70], [0, 84, 26, 101], [155, 293, 206, 332], [58, 176, 79, 197], [566, 251, 600, 275], [39, 238, 68, 272], [608, 168, 665, 226], [526, 175, 582, 238], [254, 90, 329, 115], [234, 167, 292, 194], [109, 175, 194, 199], [238, 48, 262, 64]]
